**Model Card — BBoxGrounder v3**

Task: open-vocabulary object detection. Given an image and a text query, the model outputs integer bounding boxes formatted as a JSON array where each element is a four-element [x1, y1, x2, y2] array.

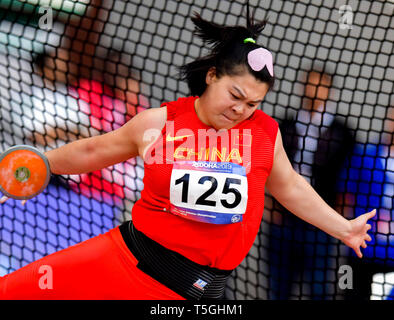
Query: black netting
[[0, 0, 392, 300]]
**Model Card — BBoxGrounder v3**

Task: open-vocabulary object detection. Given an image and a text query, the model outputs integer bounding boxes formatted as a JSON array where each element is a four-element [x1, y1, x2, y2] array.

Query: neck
[[194, 97, 211, 126]]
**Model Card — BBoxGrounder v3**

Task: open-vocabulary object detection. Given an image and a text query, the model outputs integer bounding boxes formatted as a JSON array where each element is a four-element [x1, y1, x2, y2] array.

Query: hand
[[341, 209, 376, 258], [0, 195, 27, 206]]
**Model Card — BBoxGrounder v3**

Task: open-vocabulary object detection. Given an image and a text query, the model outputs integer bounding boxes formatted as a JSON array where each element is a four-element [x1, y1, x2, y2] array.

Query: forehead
[[222, 72, 269, 94]]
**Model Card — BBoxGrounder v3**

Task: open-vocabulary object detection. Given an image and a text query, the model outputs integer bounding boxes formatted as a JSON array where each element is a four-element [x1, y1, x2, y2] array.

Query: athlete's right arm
[[45, 107, 167, 175]]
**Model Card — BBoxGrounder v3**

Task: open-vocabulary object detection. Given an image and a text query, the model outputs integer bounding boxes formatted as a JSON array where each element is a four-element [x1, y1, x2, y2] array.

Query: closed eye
[[230, 92, 240, 100], [230, 91, 259, 107]]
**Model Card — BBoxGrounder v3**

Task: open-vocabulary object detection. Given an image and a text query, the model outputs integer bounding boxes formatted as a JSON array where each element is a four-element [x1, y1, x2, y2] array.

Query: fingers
[[0, 196, 28, 205], [351, 210, 376, 259], [368, 209, 377, 219], [355, 247, 362, 258], [356, 236, 372, 259], [0, 195, 9, 204]]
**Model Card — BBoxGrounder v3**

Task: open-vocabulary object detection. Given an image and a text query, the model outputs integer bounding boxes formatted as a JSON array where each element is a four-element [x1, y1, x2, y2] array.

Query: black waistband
[[119, 220, 233, 300]]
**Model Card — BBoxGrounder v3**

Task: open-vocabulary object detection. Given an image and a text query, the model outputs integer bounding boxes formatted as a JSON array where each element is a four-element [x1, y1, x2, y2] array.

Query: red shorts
[[0, 226, 185, 300]]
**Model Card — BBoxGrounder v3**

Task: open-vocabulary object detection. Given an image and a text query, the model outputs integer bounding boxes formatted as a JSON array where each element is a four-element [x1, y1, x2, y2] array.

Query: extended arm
[[45, 107, 166, 175], [0, 107, 166, 205], [265, 129, 375, 258]]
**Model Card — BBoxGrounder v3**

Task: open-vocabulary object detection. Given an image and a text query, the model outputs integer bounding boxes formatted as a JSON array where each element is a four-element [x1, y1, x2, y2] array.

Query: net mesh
[[0, 0, 393, 300]]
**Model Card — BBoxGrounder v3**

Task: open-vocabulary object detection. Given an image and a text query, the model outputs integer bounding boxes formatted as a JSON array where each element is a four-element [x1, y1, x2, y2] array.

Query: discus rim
[[0, 145, 51, 200]]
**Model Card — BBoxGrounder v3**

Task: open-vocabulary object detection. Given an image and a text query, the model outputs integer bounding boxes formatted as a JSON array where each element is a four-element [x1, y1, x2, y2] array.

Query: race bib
[[169, 161, 248, 224]]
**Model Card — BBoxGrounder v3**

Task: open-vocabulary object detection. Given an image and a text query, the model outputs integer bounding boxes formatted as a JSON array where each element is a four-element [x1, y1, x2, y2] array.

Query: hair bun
[[191, 6, 267, 52]]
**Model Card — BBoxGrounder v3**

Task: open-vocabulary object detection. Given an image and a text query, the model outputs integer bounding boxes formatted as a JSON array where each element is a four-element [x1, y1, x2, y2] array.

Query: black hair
[[179, 3, 275, 96]]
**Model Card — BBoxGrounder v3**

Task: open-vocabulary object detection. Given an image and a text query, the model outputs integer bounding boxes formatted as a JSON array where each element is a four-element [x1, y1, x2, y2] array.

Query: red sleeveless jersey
[[132, 96, 278, 270]]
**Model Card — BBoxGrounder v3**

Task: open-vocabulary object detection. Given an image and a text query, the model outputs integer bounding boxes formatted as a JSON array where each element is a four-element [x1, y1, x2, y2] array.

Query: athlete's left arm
[[265, 128, 376, 258]]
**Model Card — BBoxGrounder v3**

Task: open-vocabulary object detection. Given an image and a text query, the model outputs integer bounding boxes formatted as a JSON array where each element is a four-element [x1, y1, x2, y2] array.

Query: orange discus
[[0, 145, 50, 200]]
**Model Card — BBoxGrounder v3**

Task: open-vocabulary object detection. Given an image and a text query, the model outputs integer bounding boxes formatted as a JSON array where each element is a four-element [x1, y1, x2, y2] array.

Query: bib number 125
[[175, 173, 242, 209], [169, 162, 248, 224]]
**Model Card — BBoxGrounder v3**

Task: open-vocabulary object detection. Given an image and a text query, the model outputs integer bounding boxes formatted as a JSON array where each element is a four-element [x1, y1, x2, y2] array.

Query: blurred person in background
[[338, 106, 393, 300], [30, 0, 148, 215], [268, 67, 356, 299], [34, 48, 147, 203]]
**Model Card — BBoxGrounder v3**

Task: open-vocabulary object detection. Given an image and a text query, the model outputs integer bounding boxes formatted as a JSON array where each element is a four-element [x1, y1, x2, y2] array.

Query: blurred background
[[0, 0, 392, 300]]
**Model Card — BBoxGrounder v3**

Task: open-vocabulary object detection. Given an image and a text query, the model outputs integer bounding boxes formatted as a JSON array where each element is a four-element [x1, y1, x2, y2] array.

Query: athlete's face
[[197, 68, 270, 130]]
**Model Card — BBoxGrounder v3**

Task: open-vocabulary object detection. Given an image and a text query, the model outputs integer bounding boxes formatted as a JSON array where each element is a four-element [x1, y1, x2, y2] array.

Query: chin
[[215, 123, 236, 130]]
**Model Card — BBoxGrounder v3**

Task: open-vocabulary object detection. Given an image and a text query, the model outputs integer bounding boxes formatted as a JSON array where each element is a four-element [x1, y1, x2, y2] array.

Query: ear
[[206, 67, 217, 85]]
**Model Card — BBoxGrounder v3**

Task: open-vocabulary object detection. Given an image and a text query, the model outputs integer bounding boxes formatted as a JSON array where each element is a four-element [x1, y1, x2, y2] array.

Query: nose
[[231, 104, 244, 115]]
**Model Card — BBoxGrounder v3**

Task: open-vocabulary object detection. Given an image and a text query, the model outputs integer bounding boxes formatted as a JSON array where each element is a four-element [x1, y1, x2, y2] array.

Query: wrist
[[44, 151, 54, 174], [338, 219, 353, 243]]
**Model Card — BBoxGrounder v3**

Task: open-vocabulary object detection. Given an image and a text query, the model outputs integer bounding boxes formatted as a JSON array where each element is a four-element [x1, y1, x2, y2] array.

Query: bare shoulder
[[122, 106, 167, 159], [130, 106, 167, 130], [120, 106, 167, 138], [89, 106, 167, 163]]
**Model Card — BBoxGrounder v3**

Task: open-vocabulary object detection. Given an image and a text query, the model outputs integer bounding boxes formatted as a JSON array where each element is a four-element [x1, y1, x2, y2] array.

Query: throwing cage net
[[0, 0, 392, 300]]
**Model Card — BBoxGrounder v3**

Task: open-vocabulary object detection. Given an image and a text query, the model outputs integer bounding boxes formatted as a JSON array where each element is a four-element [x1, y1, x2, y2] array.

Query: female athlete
[[0, 9, 375, 300]]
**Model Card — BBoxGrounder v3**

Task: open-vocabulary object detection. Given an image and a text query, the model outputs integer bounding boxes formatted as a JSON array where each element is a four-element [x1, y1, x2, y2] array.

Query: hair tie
[[243, 37, 256, 44], [247, 48, 274, 77]]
